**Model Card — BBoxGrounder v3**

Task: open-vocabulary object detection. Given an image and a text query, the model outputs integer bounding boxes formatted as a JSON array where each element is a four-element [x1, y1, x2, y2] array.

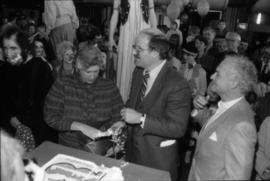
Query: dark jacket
[[126, 62, 191, 181]]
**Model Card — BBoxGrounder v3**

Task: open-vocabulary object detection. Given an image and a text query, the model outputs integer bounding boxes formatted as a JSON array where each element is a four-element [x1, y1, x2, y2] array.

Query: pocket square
[[160, 140, 176, 147], [209, 132, 218, 142]]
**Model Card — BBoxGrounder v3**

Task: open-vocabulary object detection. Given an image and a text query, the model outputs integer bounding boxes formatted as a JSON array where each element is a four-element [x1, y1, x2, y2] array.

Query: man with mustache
[[120, 28, 191, 181]]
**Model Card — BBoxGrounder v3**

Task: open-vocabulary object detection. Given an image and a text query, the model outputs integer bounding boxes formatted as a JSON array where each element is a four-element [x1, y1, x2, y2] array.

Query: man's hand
[[193, 94, 209, 110], [108, 121, 126, 133], [120, 108, 142, 124]]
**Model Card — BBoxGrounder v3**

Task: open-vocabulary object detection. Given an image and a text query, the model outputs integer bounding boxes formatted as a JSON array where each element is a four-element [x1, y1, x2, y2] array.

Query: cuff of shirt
[[140, 114, 147, 128]]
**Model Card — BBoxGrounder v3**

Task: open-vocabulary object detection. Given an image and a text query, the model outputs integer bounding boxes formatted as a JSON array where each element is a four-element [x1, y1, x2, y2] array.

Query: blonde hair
[[1, 130, 25, 181], [56, 41, 74, 61], [76, 45, 103, 70], [225, 32, 241, 42]]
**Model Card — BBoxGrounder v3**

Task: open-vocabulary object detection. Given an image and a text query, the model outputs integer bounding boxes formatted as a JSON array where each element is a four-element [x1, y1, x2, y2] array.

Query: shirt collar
[[218, 96, 243, 109], [144, 60, 166, 78]]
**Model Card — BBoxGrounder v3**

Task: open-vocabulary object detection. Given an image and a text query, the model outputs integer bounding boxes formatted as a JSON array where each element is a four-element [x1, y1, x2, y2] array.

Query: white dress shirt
[[144, 60, 166, 97], [204, 96, 243, 130]]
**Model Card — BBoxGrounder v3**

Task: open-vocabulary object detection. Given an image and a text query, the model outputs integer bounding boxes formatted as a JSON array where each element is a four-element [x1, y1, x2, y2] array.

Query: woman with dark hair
[[109, 0, 157, 102], [1, 25, 57, 147], [30, 39, 53, 70]]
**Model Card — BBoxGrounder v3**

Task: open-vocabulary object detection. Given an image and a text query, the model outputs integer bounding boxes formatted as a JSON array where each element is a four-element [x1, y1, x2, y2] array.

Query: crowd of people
[[0, 1, 270, 181]]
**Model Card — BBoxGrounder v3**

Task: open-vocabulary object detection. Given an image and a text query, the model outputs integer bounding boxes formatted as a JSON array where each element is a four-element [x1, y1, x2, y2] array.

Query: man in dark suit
[[120, 28, 191, 181]]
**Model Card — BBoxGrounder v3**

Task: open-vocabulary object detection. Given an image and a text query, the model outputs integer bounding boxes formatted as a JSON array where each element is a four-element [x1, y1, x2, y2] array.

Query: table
[[29, 141, 171, 181]]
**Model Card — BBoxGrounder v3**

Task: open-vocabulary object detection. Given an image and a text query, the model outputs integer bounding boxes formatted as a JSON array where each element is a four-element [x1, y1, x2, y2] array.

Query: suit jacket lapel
[[196, 99, 248, 150], [128, 68, 144, 108], [142, 62, 169, 111]]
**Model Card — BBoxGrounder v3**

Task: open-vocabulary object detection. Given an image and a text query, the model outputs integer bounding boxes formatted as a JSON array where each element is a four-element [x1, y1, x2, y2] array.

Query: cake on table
[[42, 154, 124, 181]]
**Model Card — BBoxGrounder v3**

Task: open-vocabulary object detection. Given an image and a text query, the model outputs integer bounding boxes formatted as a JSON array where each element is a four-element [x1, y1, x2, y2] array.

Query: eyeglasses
[[132, 45, 149, 53]]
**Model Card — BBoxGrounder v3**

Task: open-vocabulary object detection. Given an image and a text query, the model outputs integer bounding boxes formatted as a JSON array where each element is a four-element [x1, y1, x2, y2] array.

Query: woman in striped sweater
[[44, 45, 124, 155]]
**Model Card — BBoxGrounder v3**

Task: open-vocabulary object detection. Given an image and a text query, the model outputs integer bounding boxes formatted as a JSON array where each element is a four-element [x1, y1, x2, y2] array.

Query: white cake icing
[[42, 154, 124, 181]]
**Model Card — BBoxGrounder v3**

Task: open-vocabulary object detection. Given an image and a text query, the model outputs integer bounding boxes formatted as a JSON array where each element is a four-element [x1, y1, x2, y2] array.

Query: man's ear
[[230, 73, 240, 89], [150, 49, 159, 58]]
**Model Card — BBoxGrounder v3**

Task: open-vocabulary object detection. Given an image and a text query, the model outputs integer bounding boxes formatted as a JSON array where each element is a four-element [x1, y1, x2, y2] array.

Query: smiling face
[[133, 33, 156, 69], [210, 58, 236, 98], [34, 41, 45, 57], [3, 35, 23, 65], [63, 48, 74, 64], [203, 29, 215, 44]]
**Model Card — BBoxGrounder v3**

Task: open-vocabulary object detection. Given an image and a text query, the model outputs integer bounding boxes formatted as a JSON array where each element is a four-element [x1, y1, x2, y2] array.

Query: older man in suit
[[188, 55, 258, 180], [120, 28, 191, 181]]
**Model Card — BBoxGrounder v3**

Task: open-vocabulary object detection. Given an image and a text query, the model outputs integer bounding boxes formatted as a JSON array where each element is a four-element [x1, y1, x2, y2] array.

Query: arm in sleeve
[[70, 0, 79, 29], [108, 0, 120, 50], [198, 68, 207, 95], [18, 62, 40, 125], [44, 0, 56, 34], [111, 85, 124, 123], [102, 84, 124, 130], [178, 31, 183, 47], [44, 77, 73, 131], [143, 84, 191, 138], [224, 121, 257, 180], [255, 117, 270, 179], [21, 61, 52, 125], [148, 0, 157, 28]]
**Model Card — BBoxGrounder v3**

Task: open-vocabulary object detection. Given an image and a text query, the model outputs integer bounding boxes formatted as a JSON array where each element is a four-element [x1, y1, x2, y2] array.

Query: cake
[[42, 154, 124, 181]]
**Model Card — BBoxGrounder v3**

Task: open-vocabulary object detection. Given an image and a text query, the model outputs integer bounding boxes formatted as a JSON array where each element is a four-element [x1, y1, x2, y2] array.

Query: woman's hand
[[71, 122, 102, 140], [108, 121, 126, 134]]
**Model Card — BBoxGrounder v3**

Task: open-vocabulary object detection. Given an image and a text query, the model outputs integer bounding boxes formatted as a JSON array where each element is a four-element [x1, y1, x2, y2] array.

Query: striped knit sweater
[[44, 74, 123, 150]]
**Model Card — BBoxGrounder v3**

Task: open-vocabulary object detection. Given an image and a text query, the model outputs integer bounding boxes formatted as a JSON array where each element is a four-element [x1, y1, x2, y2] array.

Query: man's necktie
[[139, 71, 150, 102]]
